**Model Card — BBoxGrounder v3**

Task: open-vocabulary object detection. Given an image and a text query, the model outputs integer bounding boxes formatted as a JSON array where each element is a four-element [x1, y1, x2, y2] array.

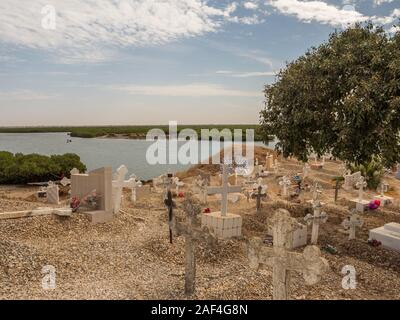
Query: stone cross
[[112, 165, 129, 214], [247, 209, 329, 300], [124, 174, 142, 202], [342, 210, 364, 240], [379, 181, 389, 197], [310, 181, 322, 202], [355, 176, 367, 202], [169, 193, 217, 295], [207, 164, 242, 216], [304, 200, 328, 244], [279, 176, 291, 198]]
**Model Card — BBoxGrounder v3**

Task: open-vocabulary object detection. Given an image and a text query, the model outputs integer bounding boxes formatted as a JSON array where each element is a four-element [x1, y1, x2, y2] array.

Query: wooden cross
[[342, 210, 364, 240], [169, 193, 217, 295], [279, 176, 291, 198], [207, 164, 242, 216], [304, 200, 328, 244], [252, 178, 267, 212], [247, 209, 329, 300], [112, 165, 129, 214], [164, 190, 175, 244], [355, 176, 367, 202]]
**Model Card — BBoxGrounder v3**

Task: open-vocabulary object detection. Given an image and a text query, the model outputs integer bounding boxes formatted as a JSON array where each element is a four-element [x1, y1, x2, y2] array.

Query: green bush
[[349, 158, 384, 190], [0, 152, 87, 184]]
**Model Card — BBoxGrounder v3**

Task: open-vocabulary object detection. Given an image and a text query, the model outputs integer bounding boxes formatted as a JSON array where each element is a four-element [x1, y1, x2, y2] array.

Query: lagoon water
[[0, 133, 272, 180]]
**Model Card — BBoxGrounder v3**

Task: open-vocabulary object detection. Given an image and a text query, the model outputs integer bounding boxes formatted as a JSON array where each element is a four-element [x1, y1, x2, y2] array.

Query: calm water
[[0, 133, 271, 180]]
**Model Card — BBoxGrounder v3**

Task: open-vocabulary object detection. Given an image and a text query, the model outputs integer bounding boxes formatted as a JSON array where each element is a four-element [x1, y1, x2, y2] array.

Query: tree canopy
[[260, 24, 400, 167]]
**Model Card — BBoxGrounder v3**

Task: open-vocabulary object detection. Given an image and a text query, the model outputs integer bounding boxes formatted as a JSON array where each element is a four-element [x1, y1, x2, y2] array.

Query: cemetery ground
[[0, 147, 400, 300]]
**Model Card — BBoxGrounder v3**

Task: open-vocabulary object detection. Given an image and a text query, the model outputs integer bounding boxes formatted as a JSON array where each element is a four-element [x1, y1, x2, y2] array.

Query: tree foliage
[[0, 152, 86, 184], [260, 24, 400, 168]]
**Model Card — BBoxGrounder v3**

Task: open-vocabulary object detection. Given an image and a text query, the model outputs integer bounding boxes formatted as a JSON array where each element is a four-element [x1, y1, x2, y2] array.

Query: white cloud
[[0, 90, 55, 101], [267, 0, 368, 26], [374, 0, 394, 6], [0, 0, 263, 63], [113, 83, 261, 97], [244, 2, 259, 10]]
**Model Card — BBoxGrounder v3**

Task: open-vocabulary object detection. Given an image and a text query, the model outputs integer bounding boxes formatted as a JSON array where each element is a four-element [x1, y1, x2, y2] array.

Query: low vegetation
[[0, 152, 86, 184]]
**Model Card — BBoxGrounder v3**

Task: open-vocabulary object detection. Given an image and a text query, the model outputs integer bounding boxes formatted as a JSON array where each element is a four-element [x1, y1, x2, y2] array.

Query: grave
[[304, 196, 328, 244], [369, 223, 400, 252], [310, 156, 324, 170], [46, 181, 59, 205], [350, 176, 369, 213], [192, 175, 208, 204], [169, 193, 217, 295], [342, 211, 364, 240], [71, 167, 113, 224], [374, 181, 393, 206], [248, 209, 329, 300], [265, 153, 274, 171], [112, 165, 129, 214], [202, 164, 242, 239], [302, 163, 310, 180], [343, 171, 361, 191], [279, 176, 291, 199], [123, 174, 143, 202]]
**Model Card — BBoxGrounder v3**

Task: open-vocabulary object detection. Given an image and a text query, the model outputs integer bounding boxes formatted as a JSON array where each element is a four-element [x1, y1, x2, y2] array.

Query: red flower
[[178, 192, 185, 198], [203, 208, 211, 214]]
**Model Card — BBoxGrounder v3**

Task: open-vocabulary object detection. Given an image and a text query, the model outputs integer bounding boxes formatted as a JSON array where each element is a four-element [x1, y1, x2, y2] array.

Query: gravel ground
[[1, 149, 400, 300]]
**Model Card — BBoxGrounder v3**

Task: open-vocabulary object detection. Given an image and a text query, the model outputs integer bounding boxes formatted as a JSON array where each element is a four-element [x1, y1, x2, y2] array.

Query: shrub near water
[[0, 152, 87, 184]]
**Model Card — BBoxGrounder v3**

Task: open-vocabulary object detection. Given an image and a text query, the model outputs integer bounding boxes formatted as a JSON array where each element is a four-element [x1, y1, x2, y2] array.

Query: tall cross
[[279, 176, 291, 198], [207, 164, 242, 216], [247, 209, 329, 300], [252, 178, 267, 212], [304, 200, 328, 244], [164, 190, 175, 244], [355, 176, 367, 202], [169, 193, 217, 295], [342, 210, 364, 240], [310, 181, 322, 202], [112, 165, 129, 214]]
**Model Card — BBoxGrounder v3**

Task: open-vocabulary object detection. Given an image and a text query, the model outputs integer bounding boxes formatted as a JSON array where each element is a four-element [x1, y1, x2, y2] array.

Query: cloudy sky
[[0, 0, 398, 126]]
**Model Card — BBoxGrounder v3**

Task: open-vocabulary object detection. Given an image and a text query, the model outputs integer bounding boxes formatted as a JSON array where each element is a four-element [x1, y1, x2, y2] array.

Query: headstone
[[369, 223, 400, 252], [342, 211, 364, 240], [71, 167, 113, 224], [169, 193, 217, 295], [374, 181, 393, 206], [112, 165, 129, 214], [351, 176, 369, 213], [46, 181, 59, 205], [248, 209, 329, 300], [304, 200, 328, 244], [265, 154, 274, 171], [60, 176, 71, 187], [202, 164, 243, 239], [279, 176, 291, 199], [343, 171, 361, 191]]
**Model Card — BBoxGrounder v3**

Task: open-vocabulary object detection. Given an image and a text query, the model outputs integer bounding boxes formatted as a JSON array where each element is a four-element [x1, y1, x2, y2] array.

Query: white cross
[[379, 181, 389, 197], [207, 164, 242, 216], [279, 176, 291, 198], [304, 200, 328, 244], [173, 177, 185, 194], [124, 174, 142, 202], [112, 165, 129, 214], [355, 176, 367, 202], [311, 181, 322, 202], [248, 209, 329, 300], [342, 211, 364, 240]]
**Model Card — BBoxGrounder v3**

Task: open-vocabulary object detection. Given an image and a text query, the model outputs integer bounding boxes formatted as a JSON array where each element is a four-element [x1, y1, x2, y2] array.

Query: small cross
[[279, 176, 291, 198], [355, 176, 367, 202], [379, 181, 389, 197], [342, 210, 364, 240], [169, 193, 217, 295], [303, 163, 310, 179], [112, 165, 129, 214], [124, 174, 142, 202], [247, 209, 329, 300], [251, 178, 267, 212], [207, 164, 242, 216], [304, 200, 328, 244], [173, 177, 185, 194], [193, 175, 208, 204]]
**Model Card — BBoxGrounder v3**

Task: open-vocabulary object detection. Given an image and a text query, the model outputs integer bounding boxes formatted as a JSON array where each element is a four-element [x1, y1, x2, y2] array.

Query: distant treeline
[[0, 125, 263, 141]]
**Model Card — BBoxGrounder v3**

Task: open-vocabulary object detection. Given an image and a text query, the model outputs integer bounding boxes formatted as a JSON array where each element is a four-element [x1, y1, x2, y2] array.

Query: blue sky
[[0, 0, 398, 126]]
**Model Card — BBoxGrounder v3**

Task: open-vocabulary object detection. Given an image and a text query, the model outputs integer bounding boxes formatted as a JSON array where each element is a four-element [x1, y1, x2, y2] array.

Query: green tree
[[260, 24, 400, 174]]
